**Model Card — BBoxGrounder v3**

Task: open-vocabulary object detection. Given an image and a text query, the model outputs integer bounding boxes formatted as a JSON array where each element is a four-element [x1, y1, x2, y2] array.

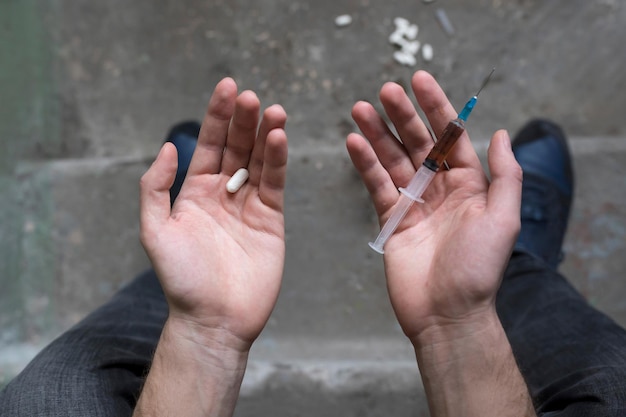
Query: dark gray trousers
[[2, 252, 626, 416]]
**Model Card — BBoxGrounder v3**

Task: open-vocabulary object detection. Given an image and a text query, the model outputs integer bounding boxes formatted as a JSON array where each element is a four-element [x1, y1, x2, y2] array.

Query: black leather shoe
[[164, 121, 201, 206], [512, 119, 574, 269]]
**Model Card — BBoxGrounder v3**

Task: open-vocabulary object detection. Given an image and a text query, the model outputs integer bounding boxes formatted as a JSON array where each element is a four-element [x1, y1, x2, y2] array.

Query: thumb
[[140, 143, 177, 242], [486, 130, 522, 230]]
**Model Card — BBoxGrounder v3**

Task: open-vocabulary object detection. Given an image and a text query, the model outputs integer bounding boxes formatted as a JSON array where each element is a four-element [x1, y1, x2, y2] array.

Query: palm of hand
[[383, 169, 509, 339], [150, 174, 285, 342], [140, 78, 288, 347], [347, 72, 521, 342]]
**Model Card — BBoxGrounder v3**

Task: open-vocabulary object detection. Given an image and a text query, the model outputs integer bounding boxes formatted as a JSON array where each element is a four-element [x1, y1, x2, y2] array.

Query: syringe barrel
[[423, 118, 465, 171], [401, 165, 437, 201], [369, 114, 467, 254]]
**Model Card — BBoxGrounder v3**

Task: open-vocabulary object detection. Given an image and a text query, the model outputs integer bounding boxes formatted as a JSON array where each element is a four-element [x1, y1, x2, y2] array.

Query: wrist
[[411, 309, 535, 417], [162, 317, 252, 364], [134, 318, 250, 417], [409, 306, 501, 349]]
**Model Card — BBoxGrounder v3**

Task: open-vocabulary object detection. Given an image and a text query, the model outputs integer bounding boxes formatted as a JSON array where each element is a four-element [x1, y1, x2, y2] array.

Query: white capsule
[[388, 31, 405, 46], [226, 168, 250, 193], [402, 40, 421, 55], [393, 50, 416, 66], [393, 17, 410, 29], [334, 14, 352, 27], [405, 24, 419, 40], [422, 43, 434, 61]]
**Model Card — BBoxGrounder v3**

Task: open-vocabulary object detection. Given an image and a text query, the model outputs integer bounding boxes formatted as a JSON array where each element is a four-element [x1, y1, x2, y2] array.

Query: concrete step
[[2, 136, 626, 405], [236, 359, 427, 417]]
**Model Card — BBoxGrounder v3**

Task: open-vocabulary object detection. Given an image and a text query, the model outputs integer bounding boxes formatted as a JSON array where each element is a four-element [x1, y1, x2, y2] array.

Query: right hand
[[347, 71, 523, 343]]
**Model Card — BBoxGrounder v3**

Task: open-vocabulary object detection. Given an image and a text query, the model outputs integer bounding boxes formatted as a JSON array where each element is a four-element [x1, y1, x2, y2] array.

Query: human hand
[[347, 71, 522, 344], [139, 78, 287, 351]]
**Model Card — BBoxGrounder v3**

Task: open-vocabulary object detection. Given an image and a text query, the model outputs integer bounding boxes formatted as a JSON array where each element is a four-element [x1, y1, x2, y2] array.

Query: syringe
[[369, 69, 495, 254]]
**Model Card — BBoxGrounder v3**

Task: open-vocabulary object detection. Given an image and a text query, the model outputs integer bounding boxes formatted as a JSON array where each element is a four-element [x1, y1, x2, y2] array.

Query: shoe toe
[[512, 119, 574, 269], [512, 119, 573, 197], [165, 121, 200, 205]]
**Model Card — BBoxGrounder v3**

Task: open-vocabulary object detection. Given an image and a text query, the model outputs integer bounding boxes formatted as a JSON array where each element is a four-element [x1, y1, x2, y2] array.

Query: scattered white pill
[[393, 17, 410, 29], [334, 14, 353, 27], [403, 40, 421, 55], [393, 50, 417, 66], [226, 168, 249, 193], [422, 43, 434, 61], [388, 31, 405, 46], [390, 17, 433, 65], [405, 24, 419, 40]]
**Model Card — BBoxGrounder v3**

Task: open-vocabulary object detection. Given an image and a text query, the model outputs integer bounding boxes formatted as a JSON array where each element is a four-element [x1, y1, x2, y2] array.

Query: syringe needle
[[475, 68, 495, 97]]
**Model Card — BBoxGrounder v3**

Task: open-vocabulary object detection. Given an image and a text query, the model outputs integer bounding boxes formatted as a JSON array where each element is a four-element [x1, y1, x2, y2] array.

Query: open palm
[[140, 78, 288, 347], [347, 71, 522, 341]]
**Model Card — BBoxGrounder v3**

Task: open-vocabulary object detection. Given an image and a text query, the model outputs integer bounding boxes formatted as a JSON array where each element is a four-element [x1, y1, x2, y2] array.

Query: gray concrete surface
[[2, 0, 626, 412]]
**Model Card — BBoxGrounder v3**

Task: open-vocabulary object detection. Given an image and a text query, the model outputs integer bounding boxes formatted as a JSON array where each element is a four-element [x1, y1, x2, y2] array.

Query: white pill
[[393, 50, 416, 66], [405, 24, 419, 40], [226, 168, 250, 193], [334, 14, 353, 27], [402, 40, 421, 55], [389, 31, 405, 46], [393, 17, 410, 28], [422, 43, 434, 61]]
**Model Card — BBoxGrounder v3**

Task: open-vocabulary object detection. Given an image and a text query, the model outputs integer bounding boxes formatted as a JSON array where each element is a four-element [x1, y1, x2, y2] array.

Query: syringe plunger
[[369, 166, 436, 253]]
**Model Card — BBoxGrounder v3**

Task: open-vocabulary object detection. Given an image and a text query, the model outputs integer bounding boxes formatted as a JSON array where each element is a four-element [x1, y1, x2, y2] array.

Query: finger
[[249, 104, 287, 186], [351, 101, 416, 188], [486, 130, 522, 232], [140, 143, 177, 240], [187, 78, 238, 177], [258, 128, 288, 211], [411, 70, 482, 169], [221, 90, 260, 176], [346, 132, 400, 217], [379, 82, 434, 167]]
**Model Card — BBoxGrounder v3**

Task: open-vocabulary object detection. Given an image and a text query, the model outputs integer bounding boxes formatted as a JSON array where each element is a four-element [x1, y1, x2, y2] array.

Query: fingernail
[[501, 130, 511, 151], [156, 144, 166, 159]]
